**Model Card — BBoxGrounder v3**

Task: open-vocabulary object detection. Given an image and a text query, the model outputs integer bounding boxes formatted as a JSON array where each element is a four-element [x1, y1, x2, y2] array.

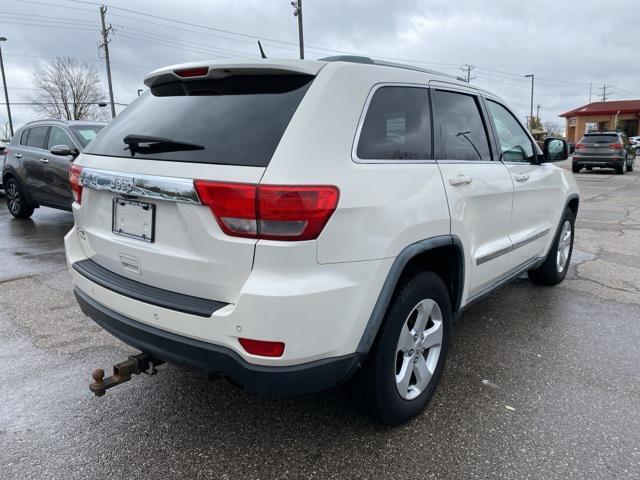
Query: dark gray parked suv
[[2, 119, 105, 218], [572, 131, 635, 174]]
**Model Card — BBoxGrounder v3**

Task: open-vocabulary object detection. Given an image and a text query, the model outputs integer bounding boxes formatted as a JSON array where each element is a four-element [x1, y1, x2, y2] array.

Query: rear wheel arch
[[356, 235, 464, 355]]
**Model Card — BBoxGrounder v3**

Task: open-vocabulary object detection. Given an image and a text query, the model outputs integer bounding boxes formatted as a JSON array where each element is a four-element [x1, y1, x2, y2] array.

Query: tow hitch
[[89, 353, 164, 397]]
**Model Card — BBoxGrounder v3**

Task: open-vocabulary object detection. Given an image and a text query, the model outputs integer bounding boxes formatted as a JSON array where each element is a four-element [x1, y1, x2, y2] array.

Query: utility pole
[[461, 64, 476, 83], [599, 84, 612, 102], [291, 0, 304, 59], [99, 5, 116, 118], [0, 37, 13, 137], [536, 104, 541, 120], [525, 74, 534, 131]]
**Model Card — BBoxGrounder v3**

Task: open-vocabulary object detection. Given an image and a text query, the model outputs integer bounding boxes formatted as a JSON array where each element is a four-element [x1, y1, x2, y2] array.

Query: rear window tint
[[580, 135, 619, 144], [25, 126, 49, 149], [356, 86, 431, 160], [83, 75, 313, 167]]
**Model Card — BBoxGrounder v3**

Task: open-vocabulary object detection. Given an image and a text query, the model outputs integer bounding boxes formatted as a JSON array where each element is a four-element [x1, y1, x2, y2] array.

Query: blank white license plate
[[112, 198, 155, 243]]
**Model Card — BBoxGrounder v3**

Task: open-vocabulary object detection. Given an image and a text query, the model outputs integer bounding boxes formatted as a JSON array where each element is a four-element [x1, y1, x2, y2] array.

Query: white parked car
[[65, 57, 578, 425]]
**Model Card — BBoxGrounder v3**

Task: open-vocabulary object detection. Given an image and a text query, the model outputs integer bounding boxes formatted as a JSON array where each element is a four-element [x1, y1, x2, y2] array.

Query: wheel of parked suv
[[572, 164, 580, 173], [626, 160, 634, 172], [354, 271, 451, 425], [4, 177, 34, 219], [528, 208, 575, 286], [616, 157, 627, 175]]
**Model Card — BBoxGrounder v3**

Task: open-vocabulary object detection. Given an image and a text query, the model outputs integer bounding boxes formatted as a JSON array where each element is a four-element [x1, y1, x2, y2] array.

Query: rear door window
[[83, 75, 314, 167], [20, 129, 29, 146], [356, 86, 431, 160], [25, 126, 49, 149], [432, 90, 492, 161]]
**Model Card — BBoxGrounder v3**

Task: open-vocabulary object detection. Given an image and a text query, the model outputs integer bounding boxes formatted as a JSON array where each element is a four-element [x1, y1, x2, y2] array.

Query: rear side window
[[432, 90, 491, 161], [25, 126, 49, 149], [83, 75, 313, 167], [356, 86, 430, 160], [580, 134, 619, 144]]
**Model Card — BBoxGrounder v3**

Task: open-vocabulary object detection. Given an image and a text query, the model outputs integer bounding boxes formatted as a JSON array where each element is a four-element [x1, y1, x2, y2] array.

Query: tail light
[[610, 143, 623, 149], [69, 164, 83, 204], [194, 181, 339, 241], [239, 338, 285, 357], [575, 143, 585, 149]]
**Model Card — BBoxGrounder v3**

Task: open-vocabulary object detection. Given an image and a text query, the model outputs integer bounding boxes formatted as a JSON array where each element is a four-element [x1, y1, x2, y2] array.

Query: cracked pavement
[[1, 164, 639, 479]]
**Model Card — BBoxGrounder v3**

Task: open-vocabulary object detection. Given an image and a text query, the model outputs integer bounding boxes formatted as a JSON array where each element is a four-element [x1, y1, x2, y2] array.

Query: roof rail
[[319, 55, 466, 82], [23, 118, 67, 126]]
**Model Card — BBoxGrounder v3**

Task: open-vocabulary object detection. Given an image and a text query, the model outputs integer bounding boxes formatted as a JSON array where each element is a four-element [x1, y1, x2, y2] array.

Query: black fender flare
[[356, 235, 464, 354]]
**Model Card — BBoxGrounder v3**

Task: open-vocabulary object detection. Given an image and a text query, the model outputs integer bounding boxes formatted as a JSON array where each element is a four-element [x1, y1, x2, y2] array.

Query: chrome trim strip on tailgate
[[79, 167, 200, 205]]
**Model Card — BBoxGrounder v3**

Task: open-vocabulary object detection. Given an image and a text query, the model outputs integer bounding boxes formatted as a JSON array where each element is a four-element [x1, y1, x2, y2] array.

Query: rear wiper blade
[[123, 134, 205, 155]]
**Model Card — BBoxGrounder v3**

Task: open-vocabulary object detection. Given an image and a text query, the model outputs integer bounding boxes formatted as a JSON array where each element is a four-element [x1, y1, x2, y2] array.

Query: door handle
[[14, 153, 22, 159], [449, 173, 473, 186], [514, 173, 529, 182], [39, 158, 49, 164]]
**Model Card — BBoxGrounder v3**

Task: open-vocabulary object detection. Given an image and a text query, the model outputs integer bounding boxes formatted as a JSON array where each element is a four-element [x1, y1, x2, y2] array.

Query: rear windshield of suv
[[83, 74, 314, 167], [580, 134, 619, 144], [70, 125, 105, 147]]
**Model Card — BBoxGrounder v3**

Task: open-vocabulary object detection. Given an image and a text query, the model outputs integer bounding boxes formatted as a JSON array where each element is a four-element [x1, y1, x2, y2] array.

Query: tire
[[626, 161, 633, 172], [4, 177, 34, 219], [616, 158, 626, 175], [352, 271, 452, 425], [572, 164, 580, 173], [528, 209, 575, 286]]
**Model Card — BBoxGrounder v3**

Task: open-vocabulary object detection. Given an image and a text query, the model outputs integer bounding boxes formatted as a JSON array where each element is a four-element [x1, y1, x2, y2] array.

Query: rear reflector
[[69, 164, 83, 204], [239, 338, 285, 357], [174, 67, 209, 78], [194, 181, 339, 241]]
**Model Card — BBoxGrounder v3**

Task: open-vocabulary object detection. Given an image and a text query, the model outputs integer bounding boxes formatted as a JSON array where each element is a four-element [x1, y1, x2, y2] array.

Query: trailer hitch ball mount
[[89, 353, 164, 397]]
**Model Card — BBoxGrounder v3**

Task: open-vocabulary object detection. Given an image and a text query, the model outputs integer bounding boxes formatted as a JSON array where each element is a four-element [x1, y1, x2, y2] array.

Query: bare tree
[[0, 121, 11, 141], [27, 57, 106, 121]]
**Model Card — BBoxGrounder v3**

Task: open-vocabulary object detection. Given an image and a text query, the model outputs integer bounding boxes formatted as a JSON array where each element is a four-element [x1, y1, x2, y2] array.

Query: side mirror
[[542, 138, 569, 162], [50, 144, 79, 157]]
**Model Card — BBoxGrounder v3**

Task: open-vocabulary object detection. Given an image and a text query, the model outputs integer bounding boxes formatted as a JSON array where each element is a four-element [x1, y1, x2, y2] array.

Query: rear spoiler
[[144, 60, 326, 88]]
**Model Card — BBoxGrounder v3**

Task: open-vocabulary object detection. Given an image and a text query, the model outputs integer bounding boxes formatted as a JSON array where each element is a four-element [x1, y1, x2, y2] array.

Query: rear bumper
[[573, 156, 624, 166], [75, 287, 362, 394]]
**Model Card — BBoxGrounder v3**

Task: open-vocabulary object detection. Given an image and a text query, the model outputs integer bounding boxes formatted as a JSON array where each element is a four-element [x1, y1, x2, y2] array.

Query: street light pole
[[291, 0, 304, 59], [0, 37, 14, 137], [525, 74, 534, 131]]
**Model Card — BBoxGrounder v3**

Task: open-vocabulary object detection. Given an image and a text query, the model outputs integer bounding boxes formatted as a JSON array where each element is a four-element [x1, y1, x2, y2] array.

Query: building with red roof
[[560, 100, 640, 143]]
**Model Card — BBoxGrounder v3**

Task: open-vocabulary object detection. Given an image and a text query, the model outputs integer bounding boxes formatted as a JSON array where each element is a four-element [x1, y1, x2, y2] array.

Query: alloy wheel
[[6, 183, 21, 215], [394, 299, 443, 400], [556, 220, 572, 273]]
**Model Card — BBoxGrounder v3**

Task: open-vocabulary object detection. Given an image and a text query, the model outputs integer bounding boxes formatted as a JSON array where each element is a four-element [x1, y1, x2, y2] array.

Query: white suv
[[65, 57, 578, 425]]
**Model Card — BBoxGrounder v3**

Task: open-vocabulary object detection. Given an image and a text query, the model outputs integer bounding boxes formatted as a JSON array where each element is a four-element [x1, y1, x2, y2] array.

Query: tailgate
[[74, 159, 264, 304]]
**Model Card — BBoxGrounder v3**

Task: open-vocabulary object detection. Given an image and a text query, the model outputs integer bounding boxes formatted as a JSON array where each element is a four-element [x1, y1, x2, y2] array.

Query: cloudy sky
[[2, 0, 639, 132]]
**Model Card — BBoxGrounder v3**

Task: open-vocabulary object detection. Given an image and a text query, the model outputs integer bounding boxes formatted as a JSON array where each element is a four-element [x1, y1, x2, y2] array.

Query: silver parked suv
[[2, 119, 105, 218], [572, 131, 635, 174]]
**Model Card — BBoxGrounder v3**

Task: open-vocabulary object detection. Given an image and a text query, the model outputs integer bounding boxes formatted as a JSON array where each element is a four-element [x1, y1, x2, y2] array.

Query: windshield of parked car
[[82, 74, 314, 167], [70, 125, 105, 147], [580, 134, 619, 144]]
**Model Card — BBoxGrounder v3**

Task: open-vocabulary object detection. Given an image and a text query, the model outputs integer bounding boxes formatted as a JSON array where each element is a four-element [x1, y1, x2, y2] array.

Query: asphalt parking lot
[[1, 164, 639, 480]]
